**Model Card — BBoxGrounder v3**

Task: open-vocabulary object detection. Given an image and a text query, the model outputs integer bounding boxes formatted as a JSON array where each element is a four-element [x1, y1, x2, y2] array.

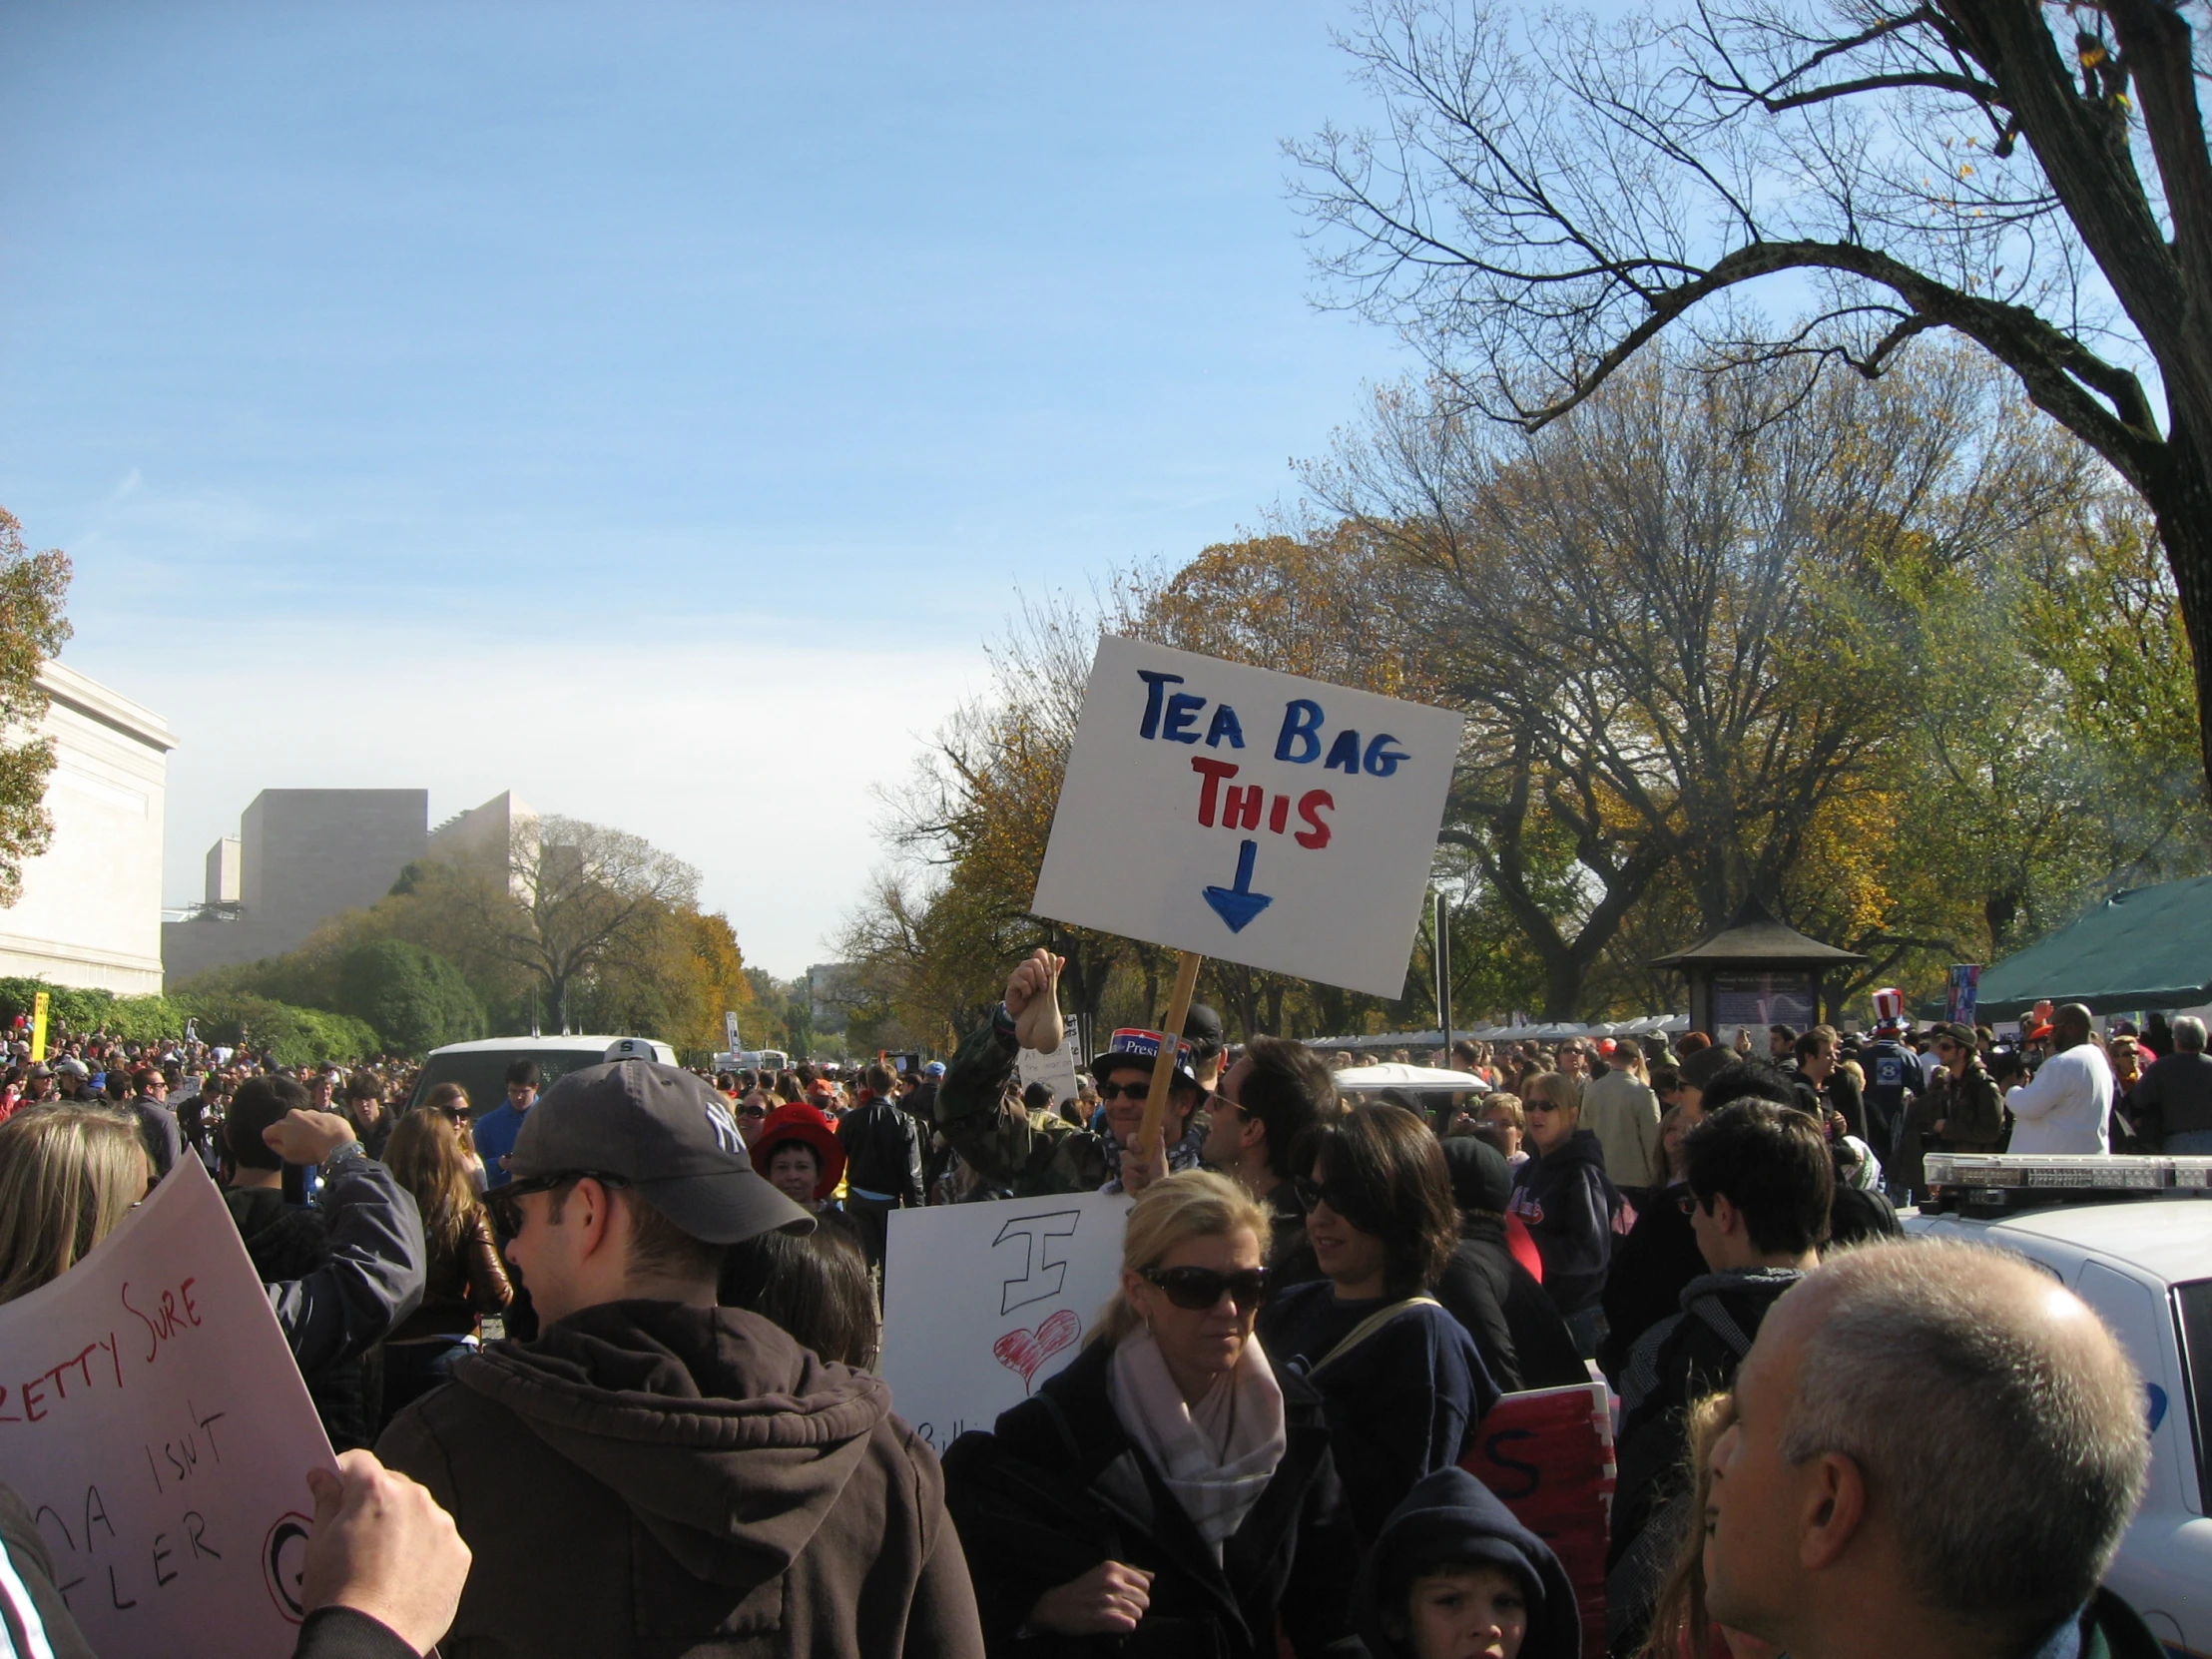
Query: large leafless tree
[[1296, 0, 2212, 786], [1316, 344, 2090, 1014]]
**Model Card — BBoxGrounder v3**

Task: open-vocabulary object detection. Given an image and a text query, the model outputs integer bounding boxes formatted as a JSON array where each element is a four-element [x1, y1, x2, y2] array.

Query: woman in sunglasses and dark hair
[[1255, 1102, 1497, 1544], [942, 1170, 1361, 1657]]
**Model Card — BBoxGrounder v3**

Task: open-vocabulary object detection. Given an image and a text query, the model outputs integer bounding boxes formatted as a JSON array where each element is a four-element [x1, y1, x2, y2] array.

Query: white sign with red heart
[[880, 1192, 1131, 1450]]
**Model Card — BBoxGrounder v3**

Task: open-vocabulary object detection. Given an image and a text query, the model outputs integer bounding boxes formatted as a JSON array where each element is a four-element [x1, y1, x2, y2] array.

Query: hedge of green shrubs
[[0, 978, 382, 1069]]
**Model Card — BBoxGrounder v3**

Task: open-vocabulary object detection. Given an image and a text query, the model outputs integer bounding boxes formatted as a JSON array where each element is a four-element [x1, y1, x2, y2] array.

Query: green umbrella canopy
[[1976, 874, 2212, 1019]]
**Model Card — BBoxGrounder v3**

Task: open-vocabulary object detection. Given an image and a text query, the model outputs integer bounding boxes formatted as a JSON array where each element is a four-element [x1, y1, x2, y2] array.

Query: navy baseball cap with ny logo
[[510, 1060, 814, 1244]]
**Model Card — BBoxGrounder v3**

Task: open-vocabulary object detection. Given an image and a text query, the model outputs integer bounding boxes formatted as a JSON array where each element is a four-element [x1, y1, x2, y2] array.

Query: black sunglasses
[[1142, 1265, 1270, 1312], [1293, 1175, 1360, 1217], [484, 1169, 632, 1234], [1097, 1079, 1162, 1101], [1675, 1189, 1706, 1218]]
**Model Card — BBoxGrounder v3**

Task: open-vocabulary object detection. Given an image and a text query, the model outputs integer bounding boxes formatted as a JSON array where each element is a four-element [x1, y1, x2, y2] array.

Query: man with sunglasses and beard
[[936, 948, 1211, 1199], [1896, 1021, 2006, 1198]]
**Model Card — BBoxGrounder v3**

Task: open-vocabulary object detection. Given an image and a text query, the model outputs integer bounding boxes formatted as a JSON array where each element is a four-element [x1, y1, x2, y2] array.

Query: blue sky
[[0, 1, 1418, 974]]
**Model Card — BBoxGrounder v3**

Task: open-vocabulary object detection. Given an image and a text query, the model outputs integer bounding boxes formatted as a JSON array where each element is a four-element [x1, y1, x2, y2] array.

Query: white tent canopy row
[[1333, 1062, 1493, 1094], [1302, 1015, 1688, 1051]]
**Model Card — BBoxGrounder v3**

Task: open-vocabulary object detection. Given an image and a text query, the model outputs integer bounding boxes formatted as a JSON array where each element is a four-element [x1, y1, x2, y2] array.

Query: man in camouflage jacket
[[934, 949, 1207, 1199]]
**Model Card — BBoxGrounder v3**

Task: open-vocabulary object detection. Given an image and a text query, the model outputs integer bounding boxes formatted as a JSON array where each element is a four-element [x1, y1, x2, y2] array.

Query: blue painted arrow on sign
[[1203, 838, 1274, 932]]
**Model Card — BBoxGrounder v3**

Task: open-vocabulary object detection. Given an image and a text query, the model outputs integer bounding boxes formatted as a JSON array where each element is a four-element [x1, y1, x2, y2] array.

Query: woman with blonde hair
[[377, 1107, 511, 1428], [943, 1170, 1361, 1656], [0, 1106, 147, 1304]]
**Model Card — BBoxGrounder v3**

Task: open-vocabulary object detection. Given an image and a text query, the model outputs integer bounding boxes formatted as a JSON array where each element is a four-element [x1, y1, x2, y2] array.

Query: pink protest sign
[[1461, 1380, 1615, 1659], [0, 1157, 336, 1659]]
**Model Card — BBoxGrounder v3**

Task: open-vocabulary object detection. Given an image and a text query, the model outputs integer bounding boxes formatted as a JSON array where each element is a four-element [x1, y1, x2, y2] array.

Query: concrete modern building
[[428, 790, 537, 894], [163, 789, 429, 982], [0, 663, 175, 995], [205, 835, 242, 906]]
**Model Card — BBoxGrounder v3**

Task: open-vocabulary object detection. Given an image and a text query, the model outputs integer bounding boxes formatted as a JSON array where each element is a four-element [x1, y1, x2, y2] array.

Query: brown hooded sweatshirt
[[376, 1300, 983, 1658]]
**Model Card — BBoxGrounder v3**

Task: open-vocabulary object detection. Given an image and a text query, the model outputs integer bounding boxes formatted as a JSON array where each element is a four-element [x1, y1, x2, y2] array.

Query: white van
[[407, 1034, 677, 1113]]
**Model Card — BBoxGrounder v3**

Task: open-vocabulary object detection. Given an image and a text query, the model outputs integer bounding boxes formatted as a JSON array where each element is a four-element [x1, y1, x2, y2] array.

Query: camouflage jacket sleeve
[[934, 1011, 1110, 1198]]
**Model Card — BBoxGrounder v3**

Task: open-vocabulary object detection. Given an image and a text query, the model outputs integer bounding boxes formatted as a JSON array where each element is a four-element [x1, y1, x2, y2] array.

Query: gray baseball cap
[[510, 1060, 814, 1245]]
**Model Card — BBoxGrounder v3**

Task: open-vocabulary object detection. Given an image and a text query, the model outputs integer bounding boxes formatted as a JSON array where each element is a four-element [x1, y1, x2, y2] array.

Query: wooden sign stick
[[1138, 949, 1204, 1150]]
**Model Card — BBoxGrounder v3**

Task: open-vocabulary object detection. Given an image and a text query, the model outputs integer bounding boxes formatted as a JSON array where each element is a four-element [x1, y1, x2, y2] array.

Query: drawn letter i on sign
[[991, 1210, 1081, 1316]]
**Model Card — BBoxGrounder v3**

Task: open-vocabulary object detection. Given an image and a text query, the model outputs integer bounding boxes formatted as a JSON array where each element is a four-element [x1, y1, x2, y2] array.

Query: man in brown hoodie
[[377, 1058, 983, 1658]]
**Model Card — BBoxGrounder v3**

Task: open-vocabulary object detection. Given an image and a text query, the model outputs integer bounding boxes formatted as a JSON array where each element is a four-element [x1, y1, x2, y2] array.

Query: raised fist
[[1003, 948, 1066, 1053]]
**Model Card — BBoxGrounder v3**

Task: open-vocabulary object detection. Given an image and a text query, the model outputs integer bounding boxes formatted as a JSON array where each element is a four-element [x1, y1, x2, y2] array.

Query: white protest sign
[[1030, 637, 1464, 997], [879, 1191, 1128, 1451], [1015, 1034, 1081, 1105], [0, 1157, 336, 1659]]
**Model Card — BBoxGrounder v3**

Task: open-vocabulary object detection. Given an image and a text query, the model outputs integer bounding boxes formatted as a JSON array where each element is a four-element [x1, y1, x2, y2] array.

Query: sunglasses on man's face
[[1141, 1265, 1270, 1312], [484, 1169, 631, 1235], [1096, 1079, 1159, 1102]]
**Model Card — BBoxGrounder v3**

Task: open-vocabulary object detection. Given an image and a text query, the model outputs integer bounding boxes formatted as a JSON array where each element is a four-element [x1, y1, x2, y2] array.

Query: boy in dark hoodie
[[1360, 1467, 1581, 1659]]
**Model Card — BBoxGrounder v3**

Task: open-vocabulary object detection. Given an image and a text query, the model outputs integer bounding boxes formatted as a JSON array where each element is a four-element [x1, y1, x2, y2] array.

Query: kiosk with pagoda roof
[[1647, 895, 1869, 1036]]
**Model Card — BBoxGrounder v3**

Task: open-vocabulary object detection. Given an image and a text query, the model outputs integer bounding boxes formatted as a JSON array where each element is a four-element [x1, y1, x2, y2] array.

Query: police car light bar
[[1924, 1153, 2212, 1193]]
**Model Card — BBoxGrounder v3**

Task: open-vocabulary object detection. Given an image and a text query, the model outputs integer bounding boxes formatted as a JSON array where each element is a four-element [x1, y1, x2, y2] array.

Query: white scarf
[[1107, 1328, 1288, 1554]]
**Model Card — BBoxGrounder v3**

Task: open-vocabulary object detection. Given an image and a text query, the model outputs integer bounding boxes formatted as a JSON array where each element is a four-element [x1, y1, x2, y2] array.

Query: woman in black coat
[[942, 1171, 1362, 1658], [1434, 1136, 1588, 1393]]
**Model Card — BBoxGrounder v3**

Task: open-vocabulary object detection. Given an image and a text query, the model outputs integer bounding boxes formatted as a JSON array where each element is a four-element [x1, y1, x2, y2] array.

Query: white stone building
[[0, 662, 174, 995]]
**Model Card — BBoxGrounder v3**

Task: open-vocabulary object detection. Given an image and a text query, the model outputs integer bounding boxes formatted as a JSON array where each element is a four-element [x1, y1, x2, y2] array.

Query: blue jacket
[[1256, 1283, 1497, 1543]]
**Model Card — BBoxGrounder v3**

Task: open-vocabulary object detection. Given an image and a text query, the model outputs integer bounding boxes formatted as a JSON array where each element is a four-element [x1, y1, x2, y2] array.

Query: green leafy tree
[[169, 993, 380, 1067], [0, 510, 72, 906], [445, 816, 700, 1033], [332, 939, 488, 1055], [0, 980, 186, 1045]]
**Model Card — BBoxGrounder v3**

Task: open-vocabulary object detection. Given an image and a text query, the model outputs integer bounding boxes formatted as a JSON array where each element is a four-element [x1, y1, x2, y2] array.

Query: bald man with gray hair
[[1704, 1238, 2159, 1659], [2129, 1015, 2212, 1153]]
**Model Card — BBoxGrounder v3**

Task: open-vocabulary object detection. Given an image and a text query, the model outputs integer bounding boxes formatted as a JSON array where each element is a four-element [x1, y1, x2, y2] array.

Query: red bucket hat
[[748, 1102, 845, 1201]]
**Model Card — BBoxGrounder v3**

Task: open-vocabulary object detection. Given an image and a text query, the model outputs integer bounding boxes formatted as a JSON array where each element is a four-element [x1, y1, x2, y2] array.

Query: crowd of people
[[0, 966, 2180, 1659]]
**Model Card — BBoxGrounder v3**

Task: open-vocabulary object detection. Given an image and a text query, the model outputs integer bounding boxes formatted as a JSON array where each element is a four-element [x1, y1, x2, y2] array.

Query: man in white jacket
[[2002, 1003, 2113, 1154]]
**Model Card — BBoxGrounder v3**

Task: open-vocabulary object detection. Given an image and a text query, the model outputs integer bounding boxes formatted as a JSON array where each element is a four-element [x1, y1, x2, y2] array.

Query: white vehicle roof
[[429, 1035, 633, 1054], [1925, 1198, 2212, 1287], [425, 1035, 675, 1060]]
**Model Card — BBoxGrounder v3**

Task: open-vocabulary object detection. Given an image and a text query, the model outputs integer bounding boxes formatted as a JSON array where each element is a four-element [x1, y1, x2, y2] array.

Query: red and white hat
[[1871, 986, 1908, 1031]]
